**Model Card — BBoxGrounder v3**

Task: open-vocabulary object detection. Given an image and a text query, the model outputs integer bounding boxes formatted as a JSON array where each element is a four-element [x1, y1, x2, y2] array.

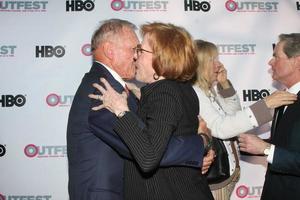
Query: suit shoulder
[[154, 80, 181, 93]]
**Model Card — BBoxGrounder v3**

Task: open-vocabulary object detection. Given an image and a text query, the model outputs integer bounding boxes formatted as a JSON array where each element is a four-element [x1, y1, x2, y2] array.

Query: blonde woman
[[193, 40, 297, 200]]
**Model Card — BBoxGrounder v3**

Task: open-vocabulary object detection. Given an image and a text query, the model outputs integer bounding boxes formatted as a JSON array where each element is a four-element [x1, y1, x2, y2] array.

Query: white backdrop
[[1, 0, 300, 199]]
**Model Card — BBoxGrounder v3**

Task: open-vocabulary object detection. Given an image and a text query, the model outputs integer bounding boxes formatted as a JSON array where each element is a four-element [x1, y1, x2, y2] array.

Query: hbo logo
[[0, 144, 6, 157], [184, 0, 211, 11], [35, 46, 65, 58], [0, 95, 26, 107], [66, 0, 95, 11], [243, 89, 270, 101]]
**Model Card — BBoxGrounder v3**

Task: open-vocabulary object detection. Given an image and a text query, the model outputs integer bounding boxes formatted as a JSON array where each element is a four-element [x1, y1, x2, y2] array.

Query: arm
[[238, 133, 269, 155], [89, 79, 204, 168], [193, 85, 291, 139], [113, 87, 188, 173], [249, 91, 297, 126], [238, 133, 300, 176], [215, 65, 241, 114], [215, 81, 241, 114], [193, 86, 262, 139], [89, 112, 204, 168], [193, 87, 296, 140], [193, 61, 296, 139]]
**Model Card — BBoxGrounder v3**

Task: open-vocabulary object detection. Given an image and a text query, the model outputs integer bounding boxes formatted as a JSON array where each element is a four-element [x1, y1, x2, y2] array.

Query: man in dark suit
[[239, 33, 300, 200], [67, 19, 211, 200]]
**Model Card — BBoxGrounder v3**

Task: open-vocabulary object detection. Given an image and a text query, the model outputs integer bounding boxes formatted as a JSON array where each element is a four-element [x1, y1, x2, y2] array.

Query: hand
[[217, 64, 230, 89], [198, 118, 212, 151], [202, 149, 216, 174], [198, 117, 210, 135], [88, 78, 129, 115], [264, 90, 297, 109], [125, 82, 141, 99], [238, 133, 269, 155]]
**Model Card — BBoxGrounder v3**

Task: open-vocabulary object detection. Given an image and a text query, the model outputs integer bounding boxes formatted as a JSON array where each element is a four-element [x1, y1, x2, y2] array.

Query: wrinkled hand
[[217, 64, 230, 89], [238, 133, 269, 155], [264, 90, 297, 109], [88, 78, 129, 115], [202, 149, 216, 174], [125, 82, 141, 99]]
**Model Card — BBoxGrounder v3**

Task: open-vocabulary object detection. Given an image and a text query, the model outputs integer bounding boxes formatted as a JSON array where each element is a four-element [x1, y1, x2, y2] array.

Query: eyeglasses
[[272, 54, 291, 60], [133, 44, 153, 57]]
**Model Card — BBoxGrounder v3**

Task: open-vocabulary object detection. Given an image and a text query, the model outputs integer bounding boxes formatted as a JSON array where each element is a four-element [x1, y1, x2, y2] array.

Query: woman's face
[[134, 34, 156, 83], [206, 52, 223, 84]]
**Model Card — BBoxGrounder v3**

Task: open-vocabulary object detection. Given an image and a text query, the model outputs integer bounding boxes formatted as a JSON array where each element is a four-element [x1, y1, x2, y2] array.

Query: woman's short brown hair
[[141, 22, 198, 81]]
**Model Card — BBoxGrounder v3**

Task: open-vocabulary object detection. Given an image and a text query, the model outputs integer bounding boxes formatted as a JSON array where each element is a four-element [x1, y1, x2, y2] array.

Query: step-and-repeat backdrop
[[1, 0, 300, 199]]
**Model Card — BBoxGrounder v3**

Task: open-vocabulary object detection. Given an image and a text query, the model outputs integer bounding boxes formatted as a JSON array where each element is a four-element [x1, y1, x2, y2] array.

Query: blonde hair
[[194, 40, 218, 96], [141, 22, 198, 81]]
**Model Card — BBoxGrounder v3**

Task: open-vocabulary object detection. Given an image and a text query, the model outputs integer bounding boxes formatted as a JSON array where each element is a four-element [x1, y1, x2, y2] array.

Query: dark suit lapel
[[127, 90, 138, 112], [271, 106, 285, 139], [271, 90, 300, 146]]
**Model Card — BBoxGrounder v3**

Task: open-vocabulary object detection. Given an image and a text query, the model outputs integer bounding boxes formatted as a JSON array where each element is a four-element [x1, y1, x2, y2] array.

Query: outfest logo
[[111, 0, 169, 12], [0, 1, 48, 12], [0, 193, 52, 200], [46, 93, 74, 107], [24, 144, 67, 158], [225, 0, 279, 12], [0, 45, 17, 57], [217, 44, 256, 55], [81, 44, 92, 56], [236, 184, 263, 198]]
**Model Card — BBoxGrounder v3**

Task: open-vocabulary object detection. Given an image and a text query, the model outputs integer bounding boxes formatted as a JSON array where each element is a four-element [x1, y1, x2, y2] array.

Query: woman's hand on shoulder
[[264, 90, 297, 109], [125, 82, 141, 99], [88, 78, 129, 115]]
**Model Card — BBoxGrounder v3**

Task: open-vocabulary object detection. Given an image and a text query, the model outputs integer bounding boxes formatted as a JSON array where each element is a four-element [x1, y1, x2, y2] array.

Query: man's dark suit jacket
[[261, 91, 300, 200], [67, 62, 204, 200]]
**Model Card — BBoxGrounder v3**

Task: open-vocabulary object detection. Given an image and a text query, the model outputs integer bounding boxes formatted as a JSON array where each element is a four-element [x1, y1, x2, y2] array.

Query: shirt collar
[[95, 61, 126, 88], [287, 81, 300, 94]]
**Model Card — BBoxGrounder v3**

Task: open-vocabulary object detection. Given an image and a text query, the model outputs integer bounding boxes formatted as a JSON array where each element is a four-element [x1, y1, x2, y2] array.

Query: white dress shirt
[[95, 61, 126, 88]]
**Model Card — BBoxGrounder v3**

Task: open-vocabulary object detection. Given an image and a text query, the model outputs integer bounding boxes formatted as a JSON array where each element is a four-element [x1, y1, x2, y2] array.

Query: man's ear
[[103, 41, 114, 59], [294, 55, 300, 70]]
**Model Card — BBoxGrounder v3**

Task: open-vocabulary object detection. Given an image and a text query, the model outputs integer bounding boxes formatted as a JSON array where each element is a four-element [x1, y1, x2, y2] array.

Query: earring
[[153, 73, 159, 80]]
